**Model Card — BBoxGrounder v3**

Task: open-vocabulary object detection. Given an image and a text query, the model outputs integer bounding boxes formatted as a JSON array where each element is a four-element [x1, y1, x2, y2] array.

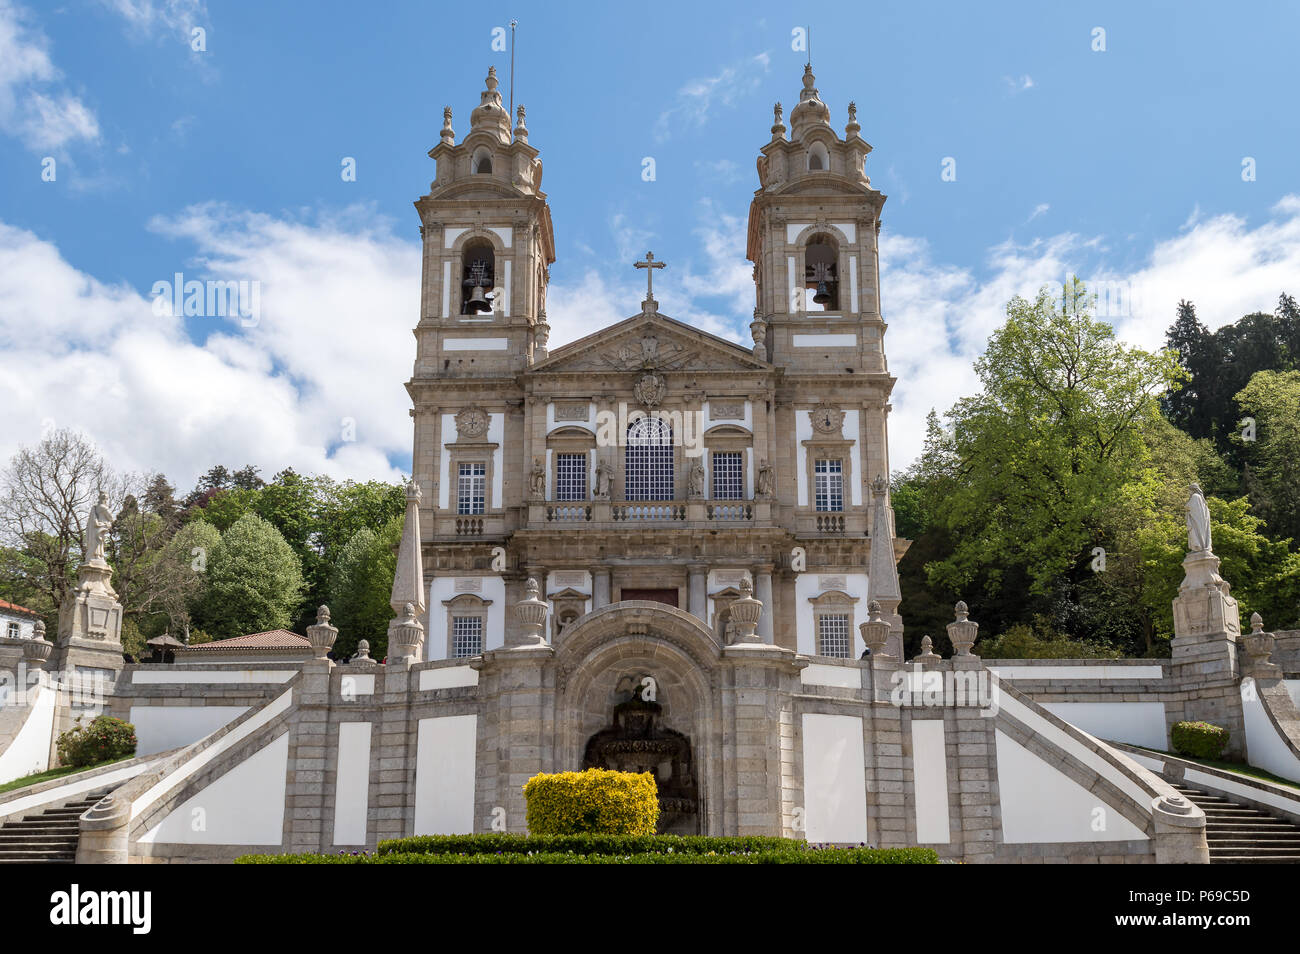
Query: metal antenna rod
[[509, 18, 518, 118]]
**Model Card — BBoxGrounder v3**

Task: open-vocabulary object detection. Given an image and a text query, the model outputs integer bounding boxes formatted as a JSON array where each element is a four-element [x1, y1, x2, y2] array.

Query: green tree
[[1235, 370, 1300, 543], [327, 517, 401, 659], [194, 513, 305, 640], [919, 280, 1183, 601]]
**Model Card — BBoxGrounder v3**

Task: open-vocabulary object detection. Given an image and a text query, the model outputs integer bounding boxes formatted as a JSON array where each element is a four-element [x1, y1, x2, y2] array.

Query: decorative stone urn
[[23, 619, 52, 666], [946, 601, 979, 657], [859, 599, 892, 657], [510, 577, 549, 648], [1241, 612, 1280, 680], [727, 578, 763, 644], [306, 605, 338, 659], [387, 603, 425, 662]]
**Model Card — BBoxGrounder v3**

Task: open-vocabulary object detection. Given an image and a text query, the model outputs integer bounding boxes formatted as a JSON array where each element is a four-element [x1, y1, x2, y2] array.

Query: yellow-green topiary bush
[[523, 768, 659, 835]]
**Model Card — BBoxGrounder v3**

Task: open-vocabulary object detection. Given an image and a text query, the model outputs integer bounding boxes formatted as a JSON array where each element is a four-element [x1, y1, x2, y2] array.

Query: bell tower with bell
[[412, 67, 556, 378], [746, 66, 888, 378]]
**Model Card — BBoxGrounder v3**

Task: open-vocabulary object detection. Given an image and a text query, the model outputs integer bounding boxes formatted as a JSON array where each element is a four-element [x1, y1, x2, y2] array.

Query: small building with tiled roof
[[172, 628, 313, 664], [0, 598, 40, 642]]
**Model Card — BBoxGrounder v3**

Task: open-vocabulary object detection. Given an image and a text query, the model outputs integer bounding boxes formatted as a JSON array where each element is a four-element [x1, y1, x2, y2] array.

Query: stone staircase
[[0, 791, 107, 864], [1173, 783, 1300, 863]]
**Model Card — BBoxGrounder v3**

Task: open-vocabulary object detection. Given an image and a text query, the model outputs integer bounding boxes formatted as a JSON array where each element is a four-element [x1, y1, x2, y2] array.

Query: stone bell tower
[[407, 68, 558, 539], [746, 68, 905, 651], [745, 65, 889, 376], [412, 67, 556, 378]]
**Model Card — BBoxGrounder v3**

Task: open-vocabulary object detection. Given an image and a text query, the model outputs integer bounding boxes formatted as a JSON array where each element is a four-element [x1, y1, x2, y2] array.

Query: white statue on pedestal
[[85, 491, 113, 564], [1186, 483, 1212, 554]]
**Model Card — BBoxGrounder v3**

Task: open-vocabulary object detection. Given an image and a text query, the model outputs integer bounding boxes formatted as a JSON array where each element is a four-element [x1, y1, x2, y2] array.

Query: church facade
[[4, 68, 1300, 864]]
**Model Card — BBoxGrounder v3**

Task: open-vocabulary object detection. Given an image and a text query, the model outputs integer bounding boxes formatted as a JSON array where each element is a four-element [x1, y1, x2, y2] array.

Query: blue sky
[[2, 0, 1298, 488]]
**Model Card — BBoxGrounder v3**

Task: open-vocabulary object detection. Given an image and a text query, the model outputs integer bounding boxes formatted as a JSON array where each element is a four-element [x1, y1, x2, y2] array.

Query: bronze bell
[[465, 284, 492, 312], [812, 280, 833, 305]]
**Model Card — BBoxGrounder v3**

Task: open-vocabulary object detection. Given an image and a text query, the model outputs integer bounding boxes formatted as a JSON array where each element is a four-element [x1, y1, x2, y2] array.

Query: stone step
[[0, 857, 74, 864], [1211, 855, 1300, 863], [0, 849, 75, 861], [1208, 832, 1300, 843], [0, 841, 78, 851]]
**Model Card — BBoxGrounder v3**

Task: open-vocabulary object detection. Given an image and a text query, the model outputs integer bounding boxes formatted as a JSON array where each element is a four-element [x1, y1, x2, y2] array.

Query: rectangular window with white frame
[[555, 452, 587, 501], [457, 462, 486, 515], [450, 616, 483, 658], [5, 621, 19, 639], [814, 458, 844, 512], [711, 451, 744, 500]]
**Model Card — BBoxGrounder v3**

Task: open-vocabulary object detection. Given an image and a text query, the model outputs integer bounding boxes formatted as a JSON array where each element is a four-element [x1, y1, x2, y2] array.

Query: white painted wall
[[800, 665, 862, 689], [794, 409, 860, 506], [995, 729, 1147, 843], [989, 665, 1163, 681], [1242, 678, 1300, 783], [414, 715, 477, 835], [911, 719, 951, 843], [426, 575, 507, 660], [418, 666, 480, 691], [1040, 702, 1168, 750], [793, 572, 869, 657], [545, 404, 596, 433], [332, 722, 372, 846], [138, 732, 289, 845], [801, 713, 868, 844], [0, 610, 36, 640], [129, 705, 249, 757], [132, 669, 296, 684], [1285, 680, 1300, 710], [0, 682, 55, 783]]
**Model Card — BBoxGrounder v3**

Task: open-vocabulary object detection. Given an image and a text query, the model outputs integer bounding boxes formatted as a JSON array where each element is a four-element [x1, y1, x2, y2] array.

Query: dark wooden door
[[620, 587, 679, 607]]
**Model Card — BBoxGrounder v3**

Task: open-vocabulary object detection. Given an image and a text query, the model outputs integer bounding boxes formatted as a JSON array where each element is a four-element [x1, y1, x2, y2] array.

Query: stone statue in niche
[[756, 459, 775, 497], [688, 460, 705, 497], [593, 459, 612, 498], [529, 457, 546, 498]]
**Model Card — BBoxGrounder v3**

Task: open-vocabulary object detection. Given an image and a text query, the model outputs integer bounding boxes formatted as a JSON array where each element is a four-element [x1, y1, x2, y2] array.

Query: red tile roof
[[178, 629, 312, 652], [0, 599, 39, 618]]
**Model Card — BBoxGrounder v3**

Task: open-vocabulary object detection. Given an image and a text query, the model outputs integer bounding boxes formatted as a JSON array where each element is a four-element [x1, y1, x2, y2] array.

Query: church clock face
[[455, 406, 490, 439], [810, 404, 844, 434]]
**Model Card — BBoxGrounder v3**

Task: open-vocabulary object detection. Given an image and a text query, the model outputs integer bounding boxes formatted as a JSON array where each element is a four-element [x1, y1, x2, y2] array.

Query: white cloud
[[102, 0, 207, 41], [1027, 202, 1049, 222], [4, 194, 1299, 491], [0, 208, 414, 490], [1003, 74, 1035, 93], [0, 0, 99, 151], [654, 53, 771, 142]]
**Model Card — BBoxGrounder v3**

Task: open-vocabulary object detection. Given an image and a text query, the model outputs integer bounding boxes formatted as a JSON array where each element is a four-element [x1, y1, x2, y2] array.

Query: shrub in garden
[[523, 768, 658, 835], [56, 715, 137, 768], [1170, 721, 1229, 760]]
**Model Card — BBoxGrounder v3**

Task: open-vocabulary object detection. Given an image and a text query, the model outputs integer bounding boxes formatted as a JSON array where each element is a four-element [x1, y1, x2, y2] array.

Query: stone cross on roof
[[634, 251, 666, 305]]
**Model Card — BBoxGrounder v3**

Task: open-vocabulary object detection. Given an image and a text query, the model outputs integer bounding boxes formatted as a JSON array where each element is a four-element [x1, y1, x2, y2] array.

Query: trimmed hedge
[[56, 715, 137, 768], [237, 847, 938, 864], [378, 833, 800, 855], [1171, 721, 1230, 760], [523, 768, 658, 835]]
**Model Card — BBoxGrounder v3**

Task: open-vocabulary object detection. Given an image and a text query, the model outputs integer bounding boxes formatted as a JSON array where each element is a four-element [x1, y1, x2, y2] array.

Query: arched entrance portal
[[555, 601, 722, 835]]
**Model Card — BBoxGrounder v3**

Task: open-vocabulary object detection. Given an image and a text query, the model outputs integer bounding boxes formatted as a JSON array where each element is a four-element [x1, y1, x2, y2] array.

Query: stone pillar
[[754, 565, 775, 644], [719, 642, 805, 835], [479, 646, 555, 832], [387, 481, 427, 665], [688, 564, 708, 622], [592, 566, 612, 609]]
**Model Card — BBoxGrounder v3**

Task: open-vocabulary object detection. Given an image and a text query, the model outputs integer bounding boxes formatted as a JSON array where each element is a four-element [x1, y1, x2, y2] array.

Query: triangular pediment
[[530, 311, 770, 375]]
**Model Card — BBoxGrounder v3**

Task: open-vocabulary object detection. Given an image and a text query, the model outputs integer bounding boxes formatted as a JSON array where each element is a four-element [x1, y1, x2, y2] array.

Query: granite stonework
[[6, 73, 1299, 866]]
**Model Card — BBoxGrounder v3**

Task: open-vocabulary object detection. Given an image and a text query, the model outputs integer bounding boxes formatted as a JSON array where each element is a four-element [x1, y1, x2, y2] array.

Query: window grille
[[711, 451, 744, 499], [555, 452, 587, 501], [814, 459, 843, 512], [457, 462, 486, 515], [818, 613, 850, 658], [625, 418, 674, 500], [451, 616, 483, 658]]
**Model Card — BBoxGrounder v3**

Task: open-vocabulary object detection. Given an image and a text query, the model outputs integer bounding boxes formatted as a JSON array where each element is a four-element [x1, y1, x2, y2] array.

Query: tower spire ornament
[[634, 250, 666, 312]]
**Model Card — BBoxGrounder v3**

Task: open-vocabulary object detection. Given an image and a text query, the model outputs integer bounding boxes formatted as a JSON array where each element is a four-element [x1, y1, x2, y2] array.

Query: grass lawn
[[0, 757, 130, 797]]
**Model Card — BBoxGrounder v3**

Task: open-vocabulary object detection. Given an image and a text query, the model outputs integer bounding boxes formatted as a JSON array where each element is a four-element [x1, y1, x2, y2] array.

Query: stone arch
[[553, 602, 722, 833]]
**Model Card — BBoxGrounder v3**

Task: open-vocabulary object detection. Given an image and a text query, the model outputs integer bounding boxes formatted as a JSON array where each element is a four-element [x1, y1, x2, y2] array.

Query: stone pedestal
[[719, 643, 804, 836], [1170, 548, 1245, 758], [54, 559, 125, 675], [479, 645, 555, 832]]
